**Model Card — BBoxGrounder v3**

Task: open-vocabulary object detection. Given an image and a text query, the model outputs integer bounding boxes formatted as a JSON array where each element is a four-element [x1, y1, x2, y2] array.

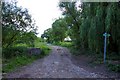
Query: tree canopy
[[43, 2, 120, 55], [2, 2, 38, 48], [41, 18, 68, 43]]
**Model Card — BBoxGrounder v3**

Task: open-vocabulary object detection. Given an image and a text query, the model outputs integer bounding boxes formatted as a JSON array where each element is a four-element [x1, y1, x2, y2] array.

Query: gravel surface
[[4, 46, 109, 78]]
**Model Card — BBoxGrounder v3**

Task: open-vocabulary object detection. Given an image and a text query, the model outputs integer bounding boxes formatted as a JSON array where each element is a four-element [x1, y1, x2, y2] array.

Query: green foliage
[[58, 2, 120, 56], [106, 52, 120, 61], [54, 42, 73, 48], [57, 2, 120, 72], [3, 41, 51, 73], [34, 39, 51, 55], [41, 28, 53, 43], [16, 32, 37, 47], [3, 46, 27, 59], [52, 18, 68, 42], [14, 43, 28, 47], [2, 1, 52, 73], [3, 51, 52, 73], [42, 18, 68, 43], [107, 63, 120, 72], [2, 56, 35, 72], [2, 2, 38, 48]]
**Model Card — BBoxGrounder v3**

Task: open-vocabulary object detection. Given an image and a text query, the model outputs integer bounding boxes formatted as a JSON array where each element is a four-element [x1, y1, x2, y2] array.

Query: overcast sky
[[15, 0, 62, 37]]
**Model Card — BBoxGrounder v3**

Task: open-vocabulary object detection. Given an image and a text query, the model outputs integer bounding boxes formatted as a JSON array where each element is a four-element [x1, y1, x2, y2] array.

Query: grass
[[2, 52, 49, 73], [54, 41, 73, 48], [14, 43, 28, 47], [3, 56, 35, 72], [34, 41, 51, 54], [2, 41, 51, 73]]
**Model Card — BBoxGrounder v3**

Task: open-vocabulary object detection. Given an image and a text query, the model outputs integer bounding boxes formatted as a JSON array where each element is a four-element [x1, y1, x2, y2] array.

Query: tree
[[51, 18, 68, 42], [41, 28, 53, 43], [42, 18, 68, 43], [59, 2, 81, 48], [58, 1, 120, 55], [2, 2, 38, 48]]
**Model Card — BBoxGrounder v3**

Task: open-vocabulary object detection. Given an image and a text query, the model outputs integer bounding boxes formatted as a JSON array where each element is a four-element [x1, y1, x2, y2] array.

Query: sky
[[15, 0, 63, 37], [4, 0, 82, 37], [4, 0, 118, 37]]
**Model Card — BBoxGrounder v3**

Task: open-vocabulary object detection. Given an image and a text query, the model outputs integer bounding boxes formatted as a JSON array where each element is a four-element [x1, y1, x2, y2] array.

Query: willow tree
[[86, 3, 105, 53], [58, 1, 120, 55], [79, 2, 120, 54], [105, 3, 120, 54]]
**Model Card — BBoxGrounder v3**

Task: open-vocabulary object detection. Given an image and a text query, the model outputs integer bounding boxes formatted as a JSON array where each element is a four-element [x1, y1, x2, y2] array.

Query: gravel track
[[4, 46, 106, 78]]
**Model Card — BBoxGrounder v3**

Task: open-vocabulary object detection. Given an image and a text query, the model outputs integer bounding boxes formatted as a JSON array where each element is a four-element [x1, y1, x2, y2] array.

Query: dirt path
[[4, 46, 113, 78]]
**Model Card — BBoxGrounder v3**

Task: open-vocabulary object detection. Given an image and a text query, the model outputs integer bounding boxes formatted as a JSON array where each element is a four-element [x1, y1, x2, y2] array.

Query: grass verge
[[70, 47, 120, 72], [2, 42, 51, 73]]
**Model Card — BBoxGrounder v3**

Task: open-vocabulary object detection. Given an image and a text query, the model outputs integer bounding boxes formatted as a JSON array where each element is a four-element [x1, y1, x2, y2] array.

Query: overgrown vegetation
[[107, 63, 120, 72], [2, 1, 51, 73], [2, 1, 120, 73], [34, 39, 51, 54], [53, 41, 73, 48], [2, 39, 51, 73], [42, 2, 120, 72]]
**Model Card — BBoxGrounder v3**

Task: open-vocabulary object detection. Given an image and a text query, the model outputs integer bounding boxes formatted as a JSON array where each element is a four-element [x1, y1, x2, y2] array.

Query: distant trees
[[41, 28, 53, 43], [52, 18, 68, 42], [2, 2, 38, 48], [41, 18, 68, 43]]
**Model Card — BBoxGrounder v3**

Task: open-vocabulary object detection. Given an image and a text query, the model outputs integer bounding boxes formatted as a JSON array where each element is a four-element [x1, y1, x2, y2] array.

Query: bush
[[107, 63, 120, 72], [53, 42, 73, 48], [3, 46, 27, 59], [2, 41, 51, 73], [15, 43, 28, 47], [2, 47, 50, 73], [34, 42, 51, 54], [2, 55, 35, 72]]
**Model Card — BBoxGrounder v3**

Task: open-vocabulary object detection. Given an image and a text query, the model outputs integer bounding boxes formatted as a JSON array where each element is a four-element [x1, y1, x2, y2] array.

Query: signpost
[[103, 32, 110, 64]]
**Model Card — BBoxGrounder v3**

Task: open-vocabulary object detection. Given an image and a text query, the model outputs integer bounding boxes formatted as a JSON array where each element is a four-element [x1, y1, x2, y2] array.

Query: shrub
[[2, 55, 35, 72], [107, 63, 120, 72], [2, 41, 51, 73], [53, 42, 73, 48], [3, 46, 27, 59]]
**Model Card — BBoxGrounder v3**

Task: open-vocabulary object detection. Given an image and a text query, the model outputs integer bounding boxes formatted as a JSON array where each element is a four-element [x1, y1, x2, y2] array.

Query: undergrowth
[[53, 41, 73, 48], [70, 47, 120, 72], [2, 41, 51, 73]]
